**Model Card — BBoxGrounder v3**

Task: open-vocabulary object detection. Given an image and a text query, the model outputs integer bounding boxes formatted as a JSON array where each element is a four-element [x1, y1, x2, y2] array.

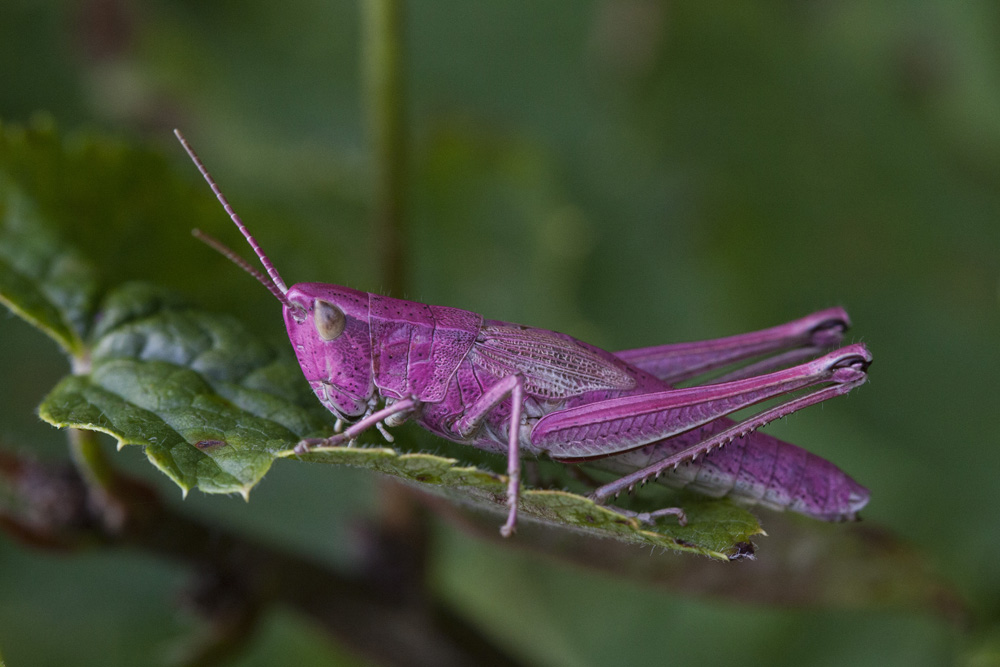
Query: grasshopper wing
[[470, 324, 635, 399]]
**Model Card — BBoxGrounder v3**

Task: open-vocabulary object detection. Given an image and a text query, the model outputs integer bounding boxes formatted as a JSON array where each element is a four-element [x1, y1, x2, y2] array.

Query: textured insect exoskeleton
[[176, 131, 871, 537]]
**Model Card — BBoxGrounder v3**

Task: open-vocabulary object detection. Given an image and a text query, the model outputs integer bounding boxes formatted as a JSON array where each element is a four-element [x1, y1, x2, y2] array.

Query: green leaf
[[0, 123, 762, 557], [32, 282, 759, 557], [0, 180, 99, 357], [40, 283, 334, 495], [287, 447, 761, 559], [0, 118, 290, 321]]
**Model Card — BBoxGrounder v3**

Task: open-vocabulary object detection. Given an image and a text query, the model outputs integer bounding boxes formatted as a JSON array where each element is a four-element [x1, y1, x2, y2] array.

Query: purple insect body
[[175, 131, 871, 537]]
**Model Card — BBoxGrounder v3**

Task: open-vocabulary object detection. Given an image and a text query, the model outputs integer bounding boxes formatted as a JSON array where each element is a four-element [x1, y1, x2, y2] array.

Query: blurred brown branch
[[0, 445, 522, 667], [417, 487, 970, 629]]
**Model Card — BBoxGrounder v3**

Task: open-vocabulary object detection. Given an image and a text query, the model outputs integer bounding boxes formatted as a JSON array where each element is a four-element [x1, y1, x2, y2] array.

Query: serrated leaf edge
[[278, 445, 760, 560]]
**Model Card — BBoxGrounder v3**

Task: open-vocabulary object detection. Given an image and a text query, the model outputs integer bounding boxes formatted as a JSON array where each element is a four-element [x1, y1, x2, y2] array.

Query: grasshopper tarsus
[[376, 422, 394, 442], [607, 506, 687, 528]]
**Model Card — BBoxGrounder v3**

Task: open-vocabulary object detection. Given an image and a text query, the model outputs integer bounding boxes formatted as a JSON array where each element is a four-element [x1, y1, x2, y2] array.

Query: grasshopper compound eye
[[314, 300, 346, 341]]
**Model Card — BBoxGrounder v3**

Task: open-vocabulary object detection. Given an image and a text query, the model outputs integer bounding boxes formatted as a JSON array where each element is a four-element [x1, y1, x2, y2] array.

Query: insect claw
[[376, 422, 394, 443]]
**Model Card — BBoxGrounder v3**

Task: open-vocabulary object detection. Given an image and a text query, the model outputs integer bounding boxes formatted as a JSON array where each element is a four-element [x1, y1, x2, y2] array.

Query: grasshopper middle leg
[[454, 374, 526, 537]]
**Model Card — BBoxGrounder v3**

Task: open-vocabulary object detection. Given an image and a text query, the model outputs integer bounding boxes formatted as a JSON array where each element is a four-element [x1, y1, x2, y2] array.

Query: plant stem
[[68, 428, 116, 493], [363, 0, 407, 297], [67, 428, 129, 531], [361, 0, 430, 558]]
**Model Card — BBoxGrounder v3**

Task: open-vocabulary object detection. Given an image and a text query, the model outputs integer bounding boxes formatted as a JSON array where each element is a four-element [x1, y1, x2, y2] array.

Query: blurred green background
[[1, 1, 998, 665]]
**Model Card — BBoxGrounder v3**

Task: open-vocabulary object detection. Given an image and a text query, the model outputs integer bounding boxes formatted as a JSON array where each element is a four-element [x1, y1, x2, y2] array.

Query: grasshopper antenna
[[190, 229, 294, 309], [173, 129, 292, 302]]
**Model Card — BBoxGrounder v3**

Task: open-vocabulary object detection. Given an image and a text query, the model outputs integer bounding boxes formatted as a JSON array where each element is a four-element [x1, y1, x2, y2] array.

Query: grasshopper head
[[175, 130, 377, 421], [284, 283, 376, 419]]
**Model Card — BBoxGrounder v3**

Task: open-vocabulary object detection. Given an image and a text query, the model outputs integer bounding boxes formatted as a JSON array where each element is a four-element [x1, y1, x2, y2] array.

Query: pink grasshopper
[[176, 131, 871, 537]]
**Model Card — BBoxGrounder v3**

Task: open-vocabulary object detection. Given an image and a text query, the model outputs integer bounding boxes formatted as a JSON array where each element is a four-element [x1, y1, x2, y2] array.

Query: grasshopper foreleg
[[295, 397, 419, 454], [453, 374, 525, 537]]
